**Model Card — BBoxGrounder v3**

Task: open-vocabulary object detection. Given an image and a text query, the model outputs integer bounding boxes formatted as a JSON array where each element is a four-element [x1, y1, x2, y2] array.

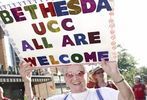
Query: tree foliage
[[137, 67, 147, 75], [136, 67, 147, 84], [117, 45, 137, 71], [117, 45, 138, 85]]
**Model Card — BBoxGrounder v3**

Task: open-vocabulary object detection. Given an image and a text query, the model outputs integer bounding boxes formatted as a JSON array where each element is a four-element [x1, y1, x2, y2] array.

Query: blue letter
[[97, 0, 112, 12]]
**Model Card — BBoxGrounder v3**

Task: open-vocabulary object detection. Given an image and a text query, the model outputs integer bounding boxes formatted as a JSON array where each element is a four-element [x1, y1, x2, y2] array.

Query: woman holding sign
[[19, 60, 135, 100]]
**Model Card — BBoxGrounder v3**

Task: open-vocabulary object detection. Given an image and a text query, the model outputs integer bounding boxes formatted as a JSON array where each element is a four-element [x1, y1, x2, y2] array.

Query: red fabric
[[87, 81, 95, 88], [106, 81, 118, 90], [95, 81, 118, 90], [2, 97, 9, 100], [87, 81, 118, 90], [133, 83, 146, 100]]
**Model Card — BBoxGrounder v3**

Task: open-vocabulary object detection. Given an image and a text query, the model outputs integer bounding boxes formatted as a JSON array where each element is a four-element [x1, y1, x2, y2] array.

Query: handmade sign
[[0, 0, 116, 67]]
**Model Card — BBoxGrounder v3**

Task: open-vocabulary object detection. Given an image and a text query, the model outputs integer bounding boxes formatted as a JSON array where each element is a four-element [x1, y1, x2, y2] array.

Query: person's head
[[134, 75, 141, 84], [92, 66, 105, 81], [61, 64, 86, 93]]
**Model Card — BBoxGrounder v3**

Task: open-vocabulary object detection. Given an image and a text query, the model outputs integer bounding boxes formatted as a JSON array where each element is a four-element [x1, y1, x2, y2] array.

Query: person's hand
[[101, 60, 121, 81], [19, 61, 34, 83]]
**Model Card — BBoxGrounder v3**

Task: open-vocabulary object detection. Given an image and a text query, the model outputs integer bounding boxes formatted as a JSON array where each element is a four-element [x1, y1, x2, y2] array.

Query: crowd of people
[[19, 60, 135, 100], [1, 60, 147, 100]]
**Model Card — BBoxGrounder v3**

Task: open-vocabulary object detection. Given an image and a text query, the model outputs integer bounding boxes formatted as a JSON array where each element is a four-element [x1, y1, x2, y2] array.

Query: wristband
[[114, 77, 124, 84]]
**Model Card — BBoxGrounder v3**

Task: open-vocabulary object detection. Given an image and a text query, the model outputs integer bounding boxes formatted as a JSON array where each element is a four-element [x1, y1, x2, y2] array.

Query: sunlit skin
[[0, 86, 4, 99], [64, 64, 86, 93]]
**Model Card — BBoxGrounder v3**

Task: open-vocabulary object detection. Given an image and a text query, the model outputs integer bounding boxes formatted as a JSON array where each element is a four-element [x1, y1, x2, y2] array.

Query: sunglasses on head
[[94, 69, 104, 74], [65, 71, 85, 79]]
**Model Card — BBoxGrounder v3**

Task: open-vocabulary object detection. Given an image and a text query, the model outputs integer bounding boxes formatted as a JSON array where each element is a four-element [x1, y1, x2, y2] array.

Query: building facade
[[0, 26, 60, 99]]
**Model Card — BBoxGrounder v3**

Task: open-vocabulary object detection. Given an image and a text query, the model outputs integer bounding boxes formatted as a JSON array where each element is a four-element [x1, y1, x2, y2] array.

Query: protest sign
[[0, 0, 116, 67]]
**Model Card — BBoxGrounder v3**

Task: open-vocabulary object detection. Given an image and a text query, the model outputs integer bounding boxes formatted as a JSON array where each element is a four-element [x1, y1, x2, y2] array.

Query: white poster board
[[0, 0, 116, 67]]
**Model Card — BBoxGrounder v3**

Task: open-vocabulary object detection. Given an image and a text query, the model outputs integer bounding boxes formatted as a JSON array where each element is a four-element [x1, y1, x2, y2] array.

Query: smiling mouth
[[73, 82, 81, 85]]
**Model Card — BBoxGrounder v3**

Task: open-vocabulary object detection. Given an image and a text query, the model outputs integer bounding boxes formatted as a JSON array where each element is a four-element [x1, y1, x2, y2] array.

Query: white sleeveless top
[[47, 87, 119, 100]]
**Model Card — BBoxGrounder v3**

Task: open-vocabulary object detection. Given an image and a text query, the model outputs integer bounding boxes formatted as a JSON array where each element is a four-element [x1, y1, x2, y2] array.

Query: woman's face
[[64, 64, 86, 93], [134, 78, 140, 83], [93, 69, 104, 80]]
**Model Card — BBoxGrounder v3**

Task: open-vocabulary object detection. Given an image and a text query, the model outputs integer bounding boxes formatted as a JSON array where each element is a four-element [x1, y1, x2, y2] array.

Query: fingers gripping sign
[[100, 59, 120, 79], [19, 61, 35, 82]]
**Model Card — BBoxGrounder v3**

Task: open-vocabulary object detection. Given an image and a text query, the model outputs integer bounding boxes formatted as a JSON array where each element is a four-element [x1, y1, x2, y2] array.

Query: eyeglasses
[[94, 70, 104, 74], [65, 71, 85, 79]]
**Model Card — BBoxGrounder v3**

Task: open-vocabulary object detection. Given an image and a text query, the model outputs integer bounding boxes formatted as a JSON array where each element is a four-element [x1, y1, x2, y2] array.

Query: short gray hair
[[59, 64, 85, 75]]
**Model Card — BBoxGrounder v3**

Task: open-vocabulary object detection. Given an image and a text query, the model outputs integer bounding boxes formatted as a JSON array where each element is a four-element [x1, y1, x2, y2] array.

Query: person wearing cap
[[132, 75, 146, 100], [19, 60, 135, 100], [87, 66, 117, 90]]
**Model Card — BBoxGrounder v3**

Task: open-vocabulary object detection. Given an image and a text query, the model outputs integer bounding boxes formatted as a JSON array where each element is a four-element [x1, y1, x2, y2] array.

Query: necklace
[[69, 90, 89, 100]]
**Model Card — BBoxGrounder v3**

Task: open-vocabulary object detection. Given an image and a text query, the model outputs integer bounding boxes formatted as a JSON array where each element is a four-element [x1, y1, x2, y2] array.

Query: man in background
[[132, 75, 146, 100]]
